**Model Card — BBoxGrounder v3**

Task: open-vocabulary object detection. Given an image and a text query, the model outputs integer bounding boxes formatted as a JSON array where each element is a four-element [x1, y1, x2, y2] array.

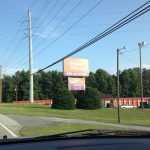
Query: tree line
[[2, 68, 150, 102]]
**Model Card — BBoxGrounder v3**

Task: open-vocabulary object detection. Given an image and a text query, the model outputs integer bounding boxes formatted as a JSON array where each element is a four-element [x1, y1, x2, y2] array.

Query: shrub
[[76, 87, 102, 109], [52, 87, 75, 109]]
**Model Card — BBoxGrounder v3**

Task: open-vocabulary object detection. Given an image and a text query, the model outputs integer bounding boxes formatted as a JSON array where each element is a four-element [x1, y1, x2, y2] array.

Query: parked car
[[121, 105, 136, 109]]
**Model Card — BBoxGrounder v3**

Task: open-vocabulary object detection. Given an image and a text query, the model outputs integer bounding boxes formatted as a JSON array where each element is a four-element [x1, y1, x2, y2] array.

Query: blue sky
[[0, 0, 150, 75]]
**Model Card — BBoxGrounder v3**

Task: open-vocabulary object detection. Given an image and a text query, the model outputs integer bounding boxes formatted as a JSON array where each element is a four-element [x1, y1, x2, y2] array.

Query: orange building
[[103, 97, 150, 108]]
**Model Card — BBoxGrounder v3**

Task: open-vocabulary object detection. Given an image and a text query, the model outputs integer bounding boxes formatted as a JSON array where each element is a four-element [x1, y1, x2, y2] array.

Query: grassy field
[[20, 123, 122, 137], [0, 103, 150, 126]]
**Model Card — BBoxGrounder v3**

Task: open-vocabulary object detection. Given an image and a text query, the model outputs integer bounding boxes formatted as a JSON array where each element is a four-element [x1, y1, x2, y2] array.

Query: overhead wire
[[10, 0, 69, 70], [30, 0, 39, 9], [34, 0, 104, 58], [38, 0, 69, 30], [36, 0, 150, 73], [12, 0, 98, 71], [33, 0, 58, 32], [34, 0, 82, 50], [7, 0, 56, 69], [2, 16, 26, 68], [3, 0, 40, 69]]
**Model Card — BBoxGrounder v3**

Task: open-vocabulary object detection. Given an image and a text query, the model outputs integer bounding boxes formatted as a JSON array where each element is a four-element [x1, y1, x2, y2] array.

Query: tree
[[86, 72, 97, 88], [52, 87, 75, 109], [143, 69, 150, 96], [2, 75, 15, 102], [37, 71, 53, 99], [15, 71, 29, 100], [94, 69, 109, 93], [107, 75, 116, 97], [51, 72, 75, 109], [120, 68, 140, 97], [94, 69, 116, 96], [2, 68, 150, 103], [76, 87, 102, 109]]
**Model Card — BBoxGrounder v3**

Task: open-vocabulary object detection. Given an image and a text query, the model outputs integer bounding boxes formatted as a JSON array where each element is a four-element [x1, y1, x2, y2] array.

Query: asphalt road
[[8, 115, 150, 132], [0, 114, 21, 139], [1, 114, 150, 139], [0, 124, 14, 139]]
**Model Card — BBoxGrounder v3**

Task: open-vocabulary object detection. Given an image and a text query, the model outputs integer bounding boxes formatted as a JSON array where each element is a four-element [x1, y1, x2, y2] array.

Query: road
[[0, 114, 21, 139], [8, 115, 150, 132], [1, 114, 150, 139], [0, 124, 14, 139]]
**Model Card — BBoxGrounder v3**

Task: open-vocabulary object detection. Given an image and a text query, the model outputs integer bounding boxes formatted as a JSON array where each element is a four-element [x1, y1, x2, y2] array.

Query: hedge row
[[52, 87, 102, 110]]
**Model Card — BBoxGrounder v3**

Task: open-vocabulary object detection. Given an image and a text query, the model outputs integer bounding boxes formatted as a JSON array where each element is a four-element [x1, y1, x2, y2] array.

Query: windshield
[[0, 0, 150, 140]]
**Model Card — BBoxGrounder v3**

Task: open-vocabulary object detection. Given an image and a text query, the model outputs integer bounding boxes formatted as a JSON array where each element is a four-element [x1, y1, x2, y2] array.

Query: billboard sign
[[63, 57, 89, 77], [68, 77, 85, 91]]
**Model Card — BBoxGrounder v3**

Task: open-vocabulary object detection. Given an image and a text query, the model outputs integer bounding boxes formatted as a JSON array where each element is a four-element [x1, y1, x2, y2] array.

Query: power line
[[39, 0, 68, 29], [7, 0, 56, 70], [30, 0, 39, 9], [33, 0, 58, 31], [9, 0, 68, 70], [32, 0, 69, 52], [34, 0, 104, 58], [34, 0, 82, 50], [34, 0, 68, 41], [36, 1, 150, 73], [11, 0, 101, 70], [2, 17, 26, 67]]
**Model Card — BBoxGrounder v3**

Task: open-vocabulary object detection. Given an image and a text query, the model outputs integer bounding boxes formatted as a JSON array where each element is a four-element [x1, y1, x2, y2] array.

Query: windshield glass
[[0, 0, 150, 139]]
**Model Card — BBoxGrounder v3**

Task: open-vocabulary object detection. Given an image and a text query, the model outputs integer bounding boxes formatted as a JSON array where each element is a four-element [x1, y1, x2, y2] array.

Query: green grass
[[0, 103, 150, 126], [20, 123, 122, 137]]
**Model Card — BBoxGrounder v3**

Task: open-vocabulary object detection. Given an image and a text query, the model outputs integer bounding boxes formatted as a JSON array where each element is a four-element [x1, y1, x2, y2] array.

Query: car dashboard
[[1, 136, 150, 150]]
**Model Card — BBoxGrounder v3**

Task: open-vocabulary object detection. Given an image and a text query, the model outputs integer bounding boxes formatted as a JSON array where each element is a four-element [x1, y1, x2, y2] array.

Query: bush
[[52, 87, 75, 110], [147, 103, 150, 109], [139, 102, 150, 108], [76, 87, 102, 109]]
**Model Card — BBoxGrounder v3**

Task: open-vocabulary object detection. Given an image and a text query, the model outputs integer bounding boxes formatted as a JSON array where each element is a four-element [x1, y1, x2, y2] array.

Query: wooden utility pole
[[116, 47, 126, 123]]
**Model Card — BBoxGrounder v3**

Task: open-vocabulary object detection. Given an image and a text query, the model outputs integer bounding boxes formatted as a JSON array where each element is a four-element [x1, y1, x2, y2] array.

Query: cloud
[[109, 64, 150, 75], [34, 25, 61, 40], [143, 64, 150, 69], [34, 33, 48, 39], [3, 68, 39, 76], [119, 64, 150, 72]]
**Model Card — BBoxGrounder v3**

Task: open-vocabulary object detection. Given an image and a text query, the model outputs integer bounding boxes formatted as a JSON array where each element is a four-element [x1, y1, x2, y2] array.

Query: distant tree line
[[2, 68, 150, 102]]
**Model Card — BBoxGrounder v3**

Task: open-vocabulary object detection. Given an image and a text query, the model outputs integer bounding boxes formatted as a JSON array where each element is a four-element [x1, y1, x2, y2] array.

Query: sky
[[0, 0, 150, 75]]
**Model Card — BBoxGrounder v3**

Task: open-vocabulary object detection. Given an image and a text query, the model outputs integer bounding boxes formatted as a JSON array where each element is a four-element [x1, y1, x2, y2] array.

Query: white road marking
[[0, 122, 18, 138]]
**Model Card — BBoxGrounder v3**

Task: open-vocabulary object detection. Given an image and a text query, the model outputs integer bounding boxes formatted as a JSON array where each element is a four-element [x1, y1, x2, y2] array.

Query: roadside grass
[[0, 103, 150, 126], [20, 123, 123, 137]]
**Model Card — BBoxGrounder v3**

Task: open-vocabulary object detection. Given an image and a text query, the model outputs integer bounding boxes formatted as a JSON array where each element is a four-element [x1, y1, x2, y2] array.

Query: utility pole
[[116, 47, 126, 123], [138, 41, 144, 110], [0, 65, 2, 103], [28, 9, 34, 103], [15, 72, 18, 101], [14, 86, 18, 101]]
